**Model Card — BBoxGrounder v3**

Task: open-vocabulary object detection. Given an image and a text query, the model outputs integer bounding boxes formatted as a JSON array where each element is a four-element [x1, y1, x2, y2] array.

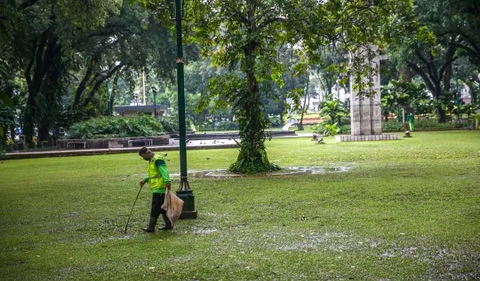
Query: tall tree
[[1, 0, 122, 147], [443, 0, 480, 67], [188, 0, 416, 173], [388, 0, 474, 122], [70, 2, 177, 120]]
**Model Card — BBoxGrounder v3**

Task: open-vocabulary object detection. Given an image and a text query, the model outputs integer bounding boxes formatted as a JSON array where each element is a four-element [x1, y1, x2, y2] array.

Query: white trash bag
[[161, 189, 184, 227]]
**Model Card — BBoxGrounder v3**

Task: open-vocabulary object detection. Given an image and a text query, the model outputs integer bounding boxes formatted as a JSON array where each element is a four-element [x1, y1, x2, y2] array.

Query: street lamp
[[169, 0, 197, 219], [152, 86, 157, 118]]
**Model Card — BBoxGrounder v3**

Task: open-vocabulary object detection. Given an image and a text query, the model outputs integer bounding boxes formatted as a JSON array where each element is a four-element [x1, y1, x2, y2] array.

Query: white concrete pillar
[[349, 46, 383, 136]]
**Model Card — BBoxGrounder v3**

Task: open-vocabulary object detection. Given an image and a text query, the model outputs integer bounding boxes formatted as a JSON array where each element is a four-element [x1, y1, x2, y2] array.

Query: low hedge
[[66, 116, 165, 139], [316, 119, 474, 135]]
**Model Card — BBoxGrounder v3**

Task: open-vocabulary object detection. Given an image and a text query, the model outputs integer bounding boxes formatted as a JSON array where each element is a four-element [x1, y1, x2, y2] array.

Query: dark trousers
[[151, 193, 171, 226]]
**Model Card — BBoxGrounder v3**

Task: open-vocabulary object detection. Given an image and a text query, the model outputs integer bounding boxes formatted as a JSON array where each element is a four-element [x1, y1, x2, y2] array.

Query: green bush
[[382, 121, 404, 132], [338, 124, 351, 134], [338, 116, 351, 126], [312, 122, 341, 136], [158, 116, 179, 133], [268, 116, 282, 127], [66, 116, 164, 139], [414, 119, 470, 129], [381, 119, 471, 132], [314, 119, 473, 135]]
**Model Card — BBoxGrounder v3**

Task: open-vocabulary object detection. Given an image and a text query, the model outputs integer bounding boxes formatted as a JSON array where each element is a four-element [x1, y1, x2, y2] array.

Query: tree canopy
[[186, 0, 417, 173]]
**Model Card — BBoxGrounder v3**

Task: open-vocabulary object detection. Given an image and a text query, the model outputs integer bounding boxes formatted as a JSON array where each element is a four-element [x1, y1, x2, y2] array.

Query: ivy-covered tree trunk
[[230, 43, 278, 174]]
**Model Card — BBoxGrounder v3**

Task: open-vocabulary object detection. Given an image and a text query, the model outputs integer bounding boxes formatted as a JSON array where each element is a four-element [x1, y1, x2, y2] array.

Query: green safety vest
[[147, 154, 168, 194]]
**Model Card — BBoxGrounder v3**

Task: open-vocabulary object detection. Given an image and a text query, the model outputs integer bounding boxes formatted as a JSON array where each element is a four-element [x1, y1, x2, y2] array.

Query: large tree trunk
[[434, 87, 447, 123], [230, 41, 277, 173], [37, 125, 50, 147], [23, 29, 60, 148], [297, 79, 309, 131], [436, 106, 446, 123]]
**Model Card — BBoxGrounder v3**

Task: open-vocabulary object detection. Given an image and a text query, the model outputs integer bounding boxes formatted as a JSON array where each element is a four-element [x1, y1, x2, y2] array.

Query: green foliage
[[0, 97, 15, 129], [319, 95, 349, 125], [381, 119, 471, 132], [198, 72, 279, 173], [319, 119, 474, 134], [381, 80, 426, 116], [323, 123, 340, 136], [381, 121, 404, 132], [338, 124, 351, 134], [313, 122, 343, 136], [157, 116, 179, 133], [66, 116, 164, 139], [414, 119, 470, 129], [314, 95, 348, 136], [0, 97, 15, 158], [1, 0, 179, 146]]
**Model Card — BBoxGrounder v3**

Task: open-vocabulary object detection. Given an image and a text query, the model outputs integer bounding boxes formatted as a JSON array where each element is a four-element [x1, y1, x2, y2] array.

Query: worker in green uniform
[[139, 147, 172, 232], [407, 113, 415, 131]]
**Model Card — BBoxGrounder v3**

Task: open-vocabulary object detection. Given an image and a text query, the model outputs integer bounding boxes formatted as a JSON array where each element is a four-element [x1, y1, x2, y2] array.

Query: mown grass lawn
[[1, 131, 479, 280]]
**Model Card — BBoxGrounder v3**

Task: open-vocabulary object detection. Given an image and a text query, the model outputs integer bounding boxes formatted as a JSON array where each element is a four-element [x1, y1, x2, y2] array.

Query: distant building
[[114, 105, 168, 117]]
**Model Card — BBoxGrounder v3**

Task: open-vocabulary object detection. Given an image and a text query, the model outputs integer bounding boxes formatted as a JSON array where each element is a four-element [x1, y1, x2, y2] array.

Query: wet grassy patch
[[0, 131, 479, 280]]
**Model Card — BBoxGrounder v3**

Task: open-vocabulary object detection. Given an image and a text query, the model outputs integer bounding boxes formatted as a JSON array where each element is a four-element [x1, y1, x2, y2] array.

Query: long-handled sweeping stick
[[124, 183, 144, 233]]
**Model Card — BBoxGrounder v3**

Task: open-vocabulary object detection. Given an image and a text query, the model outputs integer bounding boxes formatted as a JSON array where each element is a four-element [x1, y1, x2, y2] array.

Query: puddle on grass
[[169, 166, 351, 179], [275, 232, 355, 252], [178, 227, 218, 235], [88, 234, 134, 245], [192, 227, 218, 235]]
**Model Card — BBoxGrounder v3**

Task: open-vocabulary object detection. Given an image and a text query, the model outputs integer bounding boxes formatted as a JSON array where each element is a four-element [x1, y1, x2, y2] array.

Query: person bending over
[[139, 147, 172, 232]]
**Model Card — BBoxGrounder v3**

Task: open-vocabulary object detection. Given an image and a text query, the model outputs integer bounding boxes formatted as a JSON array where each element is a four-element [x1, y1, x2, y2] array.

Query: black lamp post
[[170, 0, 197, 219], [152, 86, 157, 118]]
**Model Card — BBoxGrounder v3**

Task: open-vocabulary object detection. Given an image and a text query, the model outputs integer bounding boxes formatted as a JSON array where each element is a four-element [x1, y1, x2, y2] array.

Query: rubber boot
[[159, 213, 173, 230], [142, 216, 158, 232]]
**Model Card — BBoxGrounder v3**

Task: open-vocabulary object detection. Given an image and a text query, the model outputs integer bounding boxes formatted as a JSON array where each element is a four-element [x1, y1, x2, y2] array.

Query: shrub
[[414, 119, 469, 129], [338, 116, 351, 126], [382, 121, 404, 132], [338, 124, 351, 134], [268, 116, 282, 127], [314, 119, 473, 135], [312, 122, 340, 136], [158, 116, 179, 133], [381, 119, 471, 132], [66, 116, 164, 139], [215, 120, 238, 130]]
